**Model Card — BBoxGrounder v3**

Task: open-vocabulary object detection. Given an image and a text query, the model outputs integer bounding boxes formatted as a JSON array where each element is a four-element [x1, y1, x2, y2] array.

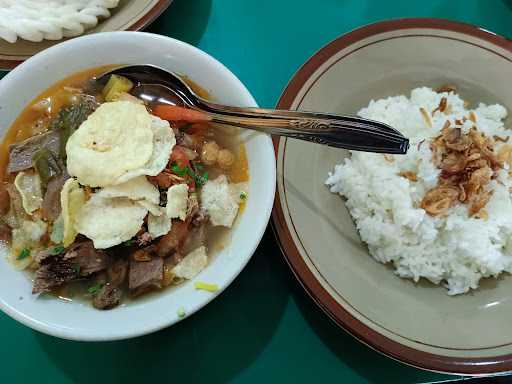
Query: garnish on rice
[[422, 124, 503, 218], [326, 86, 512, 295]]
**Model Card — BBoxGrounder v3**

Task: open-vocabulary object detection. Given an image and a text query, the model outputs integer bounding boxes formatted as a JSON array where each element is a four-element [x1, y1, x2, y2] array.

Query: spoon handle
[[198, 101, 409, 154]]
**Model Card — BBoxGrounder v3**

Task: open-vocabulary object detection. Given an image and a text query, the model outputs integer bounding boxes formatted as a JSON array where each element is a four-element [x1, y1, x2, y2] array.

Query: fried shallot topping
[[494, 135, 510, 143], [432, 97, 448, 114], [420, 186, 459, 216], [383, 154, 394, 163], [436, 84, 457, 94], [420, 107, 432, 127], [398, 171, 418, 182], [421, 125, 503, 218]]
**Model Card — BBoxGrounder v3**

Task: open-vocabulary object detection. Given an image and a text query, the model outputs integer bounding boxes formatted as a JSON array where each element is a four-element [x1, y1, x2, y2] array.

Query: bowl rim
[[0, 0, 173, 70], [0, 31, 276, 341], [272, 17, 512, 375]]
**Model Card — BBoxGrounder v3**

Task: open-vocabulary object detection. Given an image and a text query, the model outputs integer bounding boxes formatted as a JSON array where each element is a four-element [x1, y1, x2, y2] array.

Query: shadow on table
[[36, 230, 288, 384], [147, 0, 212, 46], [290, 281, 451, 384], [502, 0, 512, 11]]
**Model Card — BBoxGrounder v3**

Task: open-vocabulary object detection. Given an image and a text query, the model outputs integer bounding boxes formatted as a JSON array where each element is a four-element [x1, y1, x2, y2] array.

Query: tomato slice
[[153, 105, 211, 123]]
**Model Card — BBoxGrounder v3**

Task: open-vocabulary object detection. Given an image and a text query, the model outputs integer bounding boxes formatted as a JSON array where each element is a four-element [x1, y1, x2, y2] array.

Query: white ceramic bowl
[[0, 32, 276, 341]]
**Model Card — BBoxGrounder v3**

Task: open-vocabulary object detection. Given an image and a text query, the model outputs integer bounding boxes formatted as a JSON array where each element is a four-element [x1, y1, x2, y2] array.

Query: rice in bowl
[[326, 87, 512, 295]]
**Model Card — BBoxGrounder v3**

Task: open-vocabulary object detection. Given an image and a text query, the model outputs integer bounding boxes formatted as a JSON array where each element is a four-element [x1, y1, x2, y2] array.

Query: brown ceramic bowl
[[273, 18, 512, 375], [0, 0, 172, 70]]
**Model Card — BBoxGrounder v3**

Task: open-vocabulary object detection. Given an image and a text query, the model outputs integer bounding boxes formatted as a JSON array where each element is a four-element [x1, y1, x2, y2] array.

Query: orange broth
[[0, 66, 249, 184]]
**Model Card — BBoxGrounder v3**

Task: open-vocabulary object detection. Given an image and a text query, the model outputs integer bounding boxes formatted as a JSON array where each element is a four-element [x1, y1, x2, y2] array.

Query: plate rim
[[0, 0, 173, 70], [272, 17, 512, 375]]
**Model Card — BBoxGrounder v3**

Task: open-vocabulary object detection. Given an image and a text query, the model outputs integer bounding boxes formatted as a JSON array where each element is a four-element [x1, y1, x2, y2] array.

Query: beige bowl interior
[[276, 25, 512, 367]]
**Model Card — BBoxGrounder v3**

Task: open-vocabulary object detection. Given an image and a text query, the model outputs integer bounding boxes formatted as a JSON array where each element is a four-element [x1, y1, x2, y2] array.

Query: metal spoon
[[97, 65, 409, 154]]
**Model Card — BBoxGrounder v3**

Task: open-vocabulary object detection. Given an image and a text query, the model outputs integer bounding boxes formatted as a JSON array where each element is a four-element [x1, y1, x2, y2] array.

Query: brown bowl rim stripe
[[272, 17, 512, 375], [0, 0, 172, 70], [282, 32, 512, 352]]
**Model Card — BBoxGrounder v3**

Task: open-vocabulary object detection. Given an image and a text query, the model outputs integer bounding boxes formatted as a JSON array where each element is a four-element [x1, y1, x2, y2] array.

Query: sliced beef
[[108, 258, 128, 286], [156, 220, 190, 257], [32, 257, 79, 294], [156, 203, 203, 257], [0, 223, 12, 243], [33, 247, 55, 264], [131, 245, 156, 262], [129, 257, 163, 294], [0, 184, 10, 216], [64, 241, 109, 276], [7, 130, 60, 173], [92, 271, 108, 285], [191, 209, 208, 227], [41, 171, 70, 221], [33, 242, 109, 294], [93, 283, 122, 310]]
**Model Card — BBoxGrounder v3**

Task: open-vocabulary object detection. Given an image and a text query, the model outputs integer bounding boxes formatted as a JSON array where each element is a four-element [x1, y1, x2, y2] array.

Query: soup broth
[[0, 66, 249, 308]]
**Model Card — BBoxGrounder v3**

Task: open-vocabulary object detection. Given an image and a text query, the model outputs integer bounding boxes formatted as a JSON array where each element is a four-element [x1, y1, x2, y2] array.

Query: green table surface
[[2, 1, 512, 383]]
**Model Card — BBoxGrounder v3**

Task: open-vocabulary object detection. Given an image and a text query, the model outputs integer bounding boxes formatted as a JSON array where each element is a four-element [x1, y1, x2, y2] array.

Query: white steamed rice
[[326, 87, 512, 295]]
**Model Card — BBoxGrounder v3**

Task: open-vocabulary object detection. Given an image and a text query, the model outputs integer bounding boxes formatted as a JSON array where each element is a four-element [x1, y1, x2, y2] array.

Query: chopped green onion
[[16, 248, 30, 260], [171, 163, 188, 177], [194, 281, 219, 293], [240, 191, 248, 200], [50, 245, 65, 255], [191, 169, 208, 188], [199, 171, 209, 185], [87, 283, 104, 295], [177, 307, 186, 318], [170, 162, 209, 188]]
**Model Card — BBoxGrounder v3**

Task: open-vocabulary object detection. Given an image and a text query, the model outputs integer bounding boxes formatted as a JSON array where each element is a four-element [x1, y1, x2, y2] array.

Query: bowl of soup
[[0, 32, 276, 341]]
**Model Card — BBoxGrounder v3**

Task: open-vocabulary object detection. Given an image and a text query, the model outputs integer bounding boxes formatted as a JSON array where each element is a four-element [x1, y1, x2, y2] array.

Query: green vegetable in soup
[[88, 283, 104, 295], [32, 148, 62, 193], [50, 215, 64, 244], [102, 75, 134, 102], [52, 102, 96, 161], [17, 248, 30, 260]]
